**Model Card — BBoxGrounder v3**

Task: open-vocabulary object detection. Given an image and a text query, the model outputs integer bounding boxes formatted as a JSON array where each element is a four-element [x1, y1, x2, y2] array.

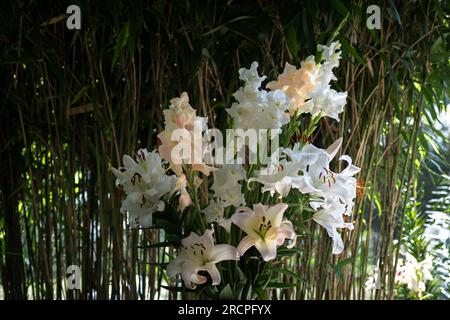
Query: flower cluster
[[112, 41, 360, 290], [267, 42, 347, 121], [226, 62, 290, 130]]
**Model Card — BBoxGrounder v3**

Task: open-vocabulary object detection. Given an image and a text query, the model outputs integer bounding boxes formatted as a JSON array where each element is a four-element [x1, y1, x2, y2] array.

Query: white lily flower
[[167, 230, 239, 289], [248, 138, 350, 201], [212, 165, 246, 207], [111, 149, 177, 227], [231, 203, 296, 261], [283, 138, 360, 205], [248, 159, 307, 197], [312, 198, 354, 254], [202, 199, 232, 232]]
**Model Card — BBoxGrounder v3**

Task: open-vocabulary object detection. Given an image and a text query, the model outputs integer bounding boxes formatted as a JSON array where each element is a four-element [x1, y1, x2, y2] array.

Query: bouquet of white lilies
[[111, 41, 361, 298]]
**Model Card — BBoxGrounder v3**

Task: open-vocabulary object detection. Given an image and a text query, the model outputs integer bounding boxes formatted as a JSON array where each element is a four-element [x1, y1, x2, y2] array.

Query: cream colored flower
[[231, 203, 296, 261], [167, 230, 239, 288], [396, 252, 433, 294], [158, 92, 216, 177], [266, 42, 347, 120]]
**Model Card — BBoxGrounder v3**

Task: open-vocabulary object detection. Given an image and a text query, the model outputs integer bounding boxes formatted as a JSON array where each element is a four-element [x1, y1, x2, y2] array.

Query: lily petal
[[205, 263, 221, 286], [331, 229, 344, 255], [181, 261, 207, 289], [265, 203, 288, 228], [166, 259, 182, 278], [231, 208, 256, 237], [326, 137, 342, 159], [255, 239, 278, 261], [236, 235, 257, 256], [339, 155, 361, 176], [210, 244, 239, 263]]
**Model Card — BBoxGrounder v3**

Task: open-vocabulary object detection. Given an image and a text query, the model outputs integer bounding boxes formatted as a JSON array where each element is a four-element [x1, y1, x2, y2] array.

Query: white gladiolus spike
[[167, 230, 239, 289], [267, 41, 347, 120], [226, 62, 290, 130]]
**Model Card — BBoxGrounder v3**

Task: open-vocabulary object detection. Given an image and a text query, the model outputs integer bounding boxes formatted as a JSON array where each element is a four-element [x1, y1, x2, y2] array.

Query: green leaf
[[266, 282, 297, 289], [337, 257, 353, 268], [71, 86, 89, 105], [388, 0, 402, 26], [273, 268, 301, 280], [338, 36, 365, 65], [112, 23, 130, 70], [219, 284, 234, 300], [254, 287, 267, 299], [330, 0, 349, 16], [137, 241, 175, 249], [285, 24, 298, 58], [276, 247, 303, 257], [329, 13, 349, 44], [203, 16, 255, 36]]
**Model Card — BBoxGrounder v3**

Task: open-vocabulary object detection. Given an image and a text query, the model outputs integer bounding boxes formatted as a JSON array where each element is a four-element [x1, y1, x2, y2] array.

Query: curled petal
[[181, 261, 207, 289], [210, 244, 239, 263], [331, 230, 344, 255], [177, 192, 192, 212], [339, 155, 361, 177], [122, 155, 137, 170], [218, 218, 233, 233], [205, 263, 221, 286], [275, 221, 297, 246], [236, 235, 256, 257]]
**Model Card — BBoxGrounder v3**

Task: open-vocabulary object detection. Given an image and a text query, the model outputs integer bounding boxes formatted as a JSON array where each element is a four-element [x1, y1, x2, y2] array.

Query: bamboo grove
[[0, 0, 449, 300]]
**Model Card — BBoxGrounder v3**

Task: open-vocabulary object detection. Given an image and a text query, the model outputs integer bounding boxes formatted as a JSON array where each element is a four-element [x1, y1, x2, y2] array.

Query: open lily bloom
[[304, 154, 360, 206], [302, 87, 347, 122], [231, 203, 296, 261], [396, 252, 433, 294], [283, 138, 360, 203], [312, 198, 354, 254], [249, 138, 345, 200], [266, 57, 317, 115], [248, 159, 307, 198], [167, 230, 239, 289], [111, 149, 177, 227]]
